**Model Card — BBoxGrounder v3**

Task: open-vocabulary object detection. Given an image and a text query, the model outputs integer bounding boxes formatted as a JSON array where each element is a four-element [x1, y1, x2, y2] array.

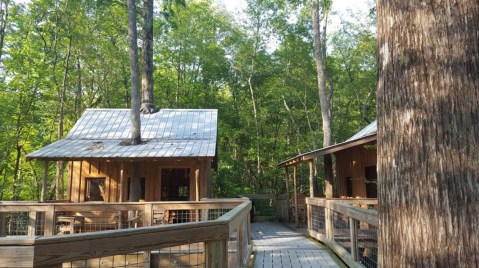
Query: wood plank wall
[[335, 142, 377, 198], [68, 158, 213, 203]]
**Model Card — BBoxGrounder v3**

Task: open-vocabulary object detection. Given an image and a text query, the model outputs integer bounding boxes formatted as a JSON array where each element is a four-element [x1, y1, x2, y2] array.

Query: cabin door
[[161, 168, 190, 201]]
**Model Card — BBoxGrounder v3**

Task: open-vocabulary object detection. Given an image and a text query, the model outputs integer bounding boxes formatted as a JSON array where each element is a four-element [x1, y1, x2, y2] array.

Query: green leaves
[[0, 0, 377, 200]]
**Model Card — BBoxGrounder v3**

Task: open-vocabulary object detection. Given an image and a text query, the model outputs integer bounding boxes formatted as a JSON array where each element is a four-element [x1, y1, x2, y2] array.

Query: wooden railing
[[0, 199, 252, 268], [306, 197, 378, 268]]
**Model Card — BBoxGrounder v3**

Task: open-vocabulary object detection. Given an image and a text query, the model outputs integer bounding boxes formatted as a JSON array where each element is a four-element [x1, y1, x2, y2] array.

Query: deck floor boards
[[252, 222, 340, 268]]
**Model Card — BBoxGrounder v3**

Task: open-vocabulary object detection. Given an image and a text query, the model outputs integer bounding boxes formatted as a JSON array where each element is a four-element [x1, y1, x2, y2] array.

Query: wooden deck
[[252, 222, 340, 268]]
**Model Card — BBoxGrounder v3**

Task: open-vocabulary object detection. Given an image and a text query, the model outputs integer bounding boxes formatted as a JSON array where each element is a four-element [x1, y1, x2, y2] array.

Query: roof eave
[[277, 133, 377, 168]]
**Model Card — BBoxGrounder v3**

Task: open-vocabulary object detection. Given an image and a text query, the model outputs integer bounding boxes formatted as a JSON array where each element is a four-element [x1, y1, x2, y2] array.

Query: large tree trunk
[[127, 0, 142, 202], [311, 0, 333, 197], [140, 0, 155, 114], [377, 1, 479, 266]]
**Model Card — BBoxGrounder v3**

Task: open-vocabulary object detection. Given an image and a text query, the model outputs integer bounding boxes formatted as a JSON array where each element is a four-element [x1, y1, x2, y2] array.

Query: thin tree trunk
[[140, 0, 155, 114], [377, 0, 479, 266], [0, 0, 9, 62], [312, 0, 333, 197], [127, 0, 142, 202], [55, 37, 72, 200]]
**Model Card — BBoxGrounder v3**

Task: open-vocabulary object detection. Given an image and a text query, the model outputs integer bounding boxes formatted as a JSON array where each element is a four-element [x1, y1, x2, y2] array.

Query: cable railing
[[0, 198, 252, 268], [306, 197, 378, 268]]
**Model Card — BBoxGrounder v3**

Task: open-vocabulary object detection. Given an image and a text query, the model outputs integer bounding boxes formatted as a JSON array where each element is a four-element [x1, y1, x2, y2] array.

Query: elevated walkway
[[252, 222, 341, 268]]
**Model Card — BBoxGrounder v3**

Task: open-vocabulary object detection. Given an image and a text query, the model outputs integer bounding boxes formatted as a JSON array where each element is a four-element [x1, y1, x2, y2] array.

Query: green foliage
[[0, 0, 377, 200]]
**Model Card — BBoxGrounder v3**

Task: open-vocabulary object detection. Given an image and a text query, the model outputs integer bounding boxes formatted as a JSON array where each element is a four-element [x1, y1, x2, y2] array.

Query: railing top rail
[[0, 199, 252, 267], [306, 197, 378, 226], [0, 199, 246, 212]]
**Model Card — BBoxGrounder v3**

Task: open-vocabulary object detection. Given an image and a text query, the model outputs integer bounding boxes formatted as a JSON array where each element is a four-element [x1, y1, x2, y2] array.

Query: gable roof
[[26, 109, 218, 161], [277, 120, 377, 168]]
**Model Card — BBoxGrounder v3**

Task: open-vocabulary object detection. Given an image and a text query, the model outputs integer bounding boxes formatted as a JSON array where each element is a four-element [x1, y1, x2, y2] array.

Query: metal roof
[[26, 109, 218, 161], [277, 120, 377, 168]]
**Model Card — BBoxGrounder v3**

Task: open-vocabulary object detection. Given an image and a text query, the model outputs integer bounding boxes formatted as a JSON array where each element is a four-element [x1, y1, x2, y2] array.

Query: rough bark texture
[[127, 0, 141, 202], [312, 0, 333, 197], [140, 0, 155, 114], [377, 1, 479, 267], [127, 0, 141, 145]]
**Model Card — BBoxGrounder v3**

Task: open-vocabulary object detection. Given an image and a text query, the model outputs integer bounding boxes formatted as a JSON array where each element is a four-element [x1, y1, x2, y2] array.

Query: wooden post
[[238, 221, 243, 267], [195, 168, 200, 201], [284, 167, 290, 222], [293, 165, 298, 228], [195, 166, 200, 222], [350, 217, 359, 261], [309, 160, 314, 198], [205, 238, 228, 268], [326, 207, 334, 241], [143, 204, 152, 268], [41, 161, 48, 202], [0, 212, 6, 236], [28, 211, 37, 236], [119, 162, 125, 202], [44, 205, 55, 236]]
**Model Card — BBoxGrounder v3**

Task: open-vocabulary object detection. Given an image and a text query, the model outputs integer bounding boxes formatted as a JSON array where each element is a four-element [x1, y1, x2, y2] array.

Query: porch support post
[[309, 160, 314, 198], [119, 162, 125, 202], [41, 161, 48, 202], [195, 167, 200, 202], [284, 167, 290, 222], [293, 165, 298, 227], [324, 154, 334, 198], [308, 160, 314, 231]]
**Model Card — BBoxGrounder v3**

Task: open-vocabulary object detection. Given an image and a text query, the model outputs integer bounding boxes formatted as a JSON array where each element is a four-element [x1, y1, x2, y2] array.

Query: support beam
[[309, 160, 314, 198], [324, 154, 333, 198], [119, 162, 125, 202], [293, 165, 298, 227], [195, 168, 200, 202], [41, 161, 48, 202], [284, 167, 290, 223]]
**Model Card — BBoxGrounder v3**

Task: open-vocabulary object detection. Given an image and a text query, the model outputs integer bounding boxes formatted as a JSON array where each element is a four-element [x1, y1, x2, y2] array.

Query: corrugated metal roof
[[277, 120, 377, 168], [27, 109, 218, 160], [345, 120, 377, 142]]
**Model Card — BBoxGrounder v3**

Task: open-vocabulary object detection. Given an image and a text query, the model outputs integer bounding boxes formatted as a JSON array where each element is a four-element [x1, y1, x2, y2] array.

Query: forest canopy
[[0, 0, 376, 200]]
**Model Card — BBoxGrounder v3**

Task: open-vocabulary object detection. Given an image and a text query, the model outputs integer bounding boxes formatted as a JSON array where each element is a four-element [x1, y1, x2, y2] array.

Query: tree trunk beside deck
[[377, 1, 479, 266]]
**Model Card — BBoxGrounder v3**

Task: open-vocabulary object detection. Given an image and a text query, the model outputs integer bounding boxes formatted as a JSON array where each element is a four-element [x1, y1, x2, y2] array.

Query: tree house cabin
[[278, 121, 377, 199], [26, 108, 218, 203]]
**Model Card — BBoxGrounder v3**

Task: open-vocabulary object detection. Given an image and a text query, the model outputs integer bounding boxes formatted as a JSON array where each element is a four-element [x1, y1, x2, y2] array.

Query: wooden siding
[[68, 158, 213, 203], [335, 142, 377, 198]]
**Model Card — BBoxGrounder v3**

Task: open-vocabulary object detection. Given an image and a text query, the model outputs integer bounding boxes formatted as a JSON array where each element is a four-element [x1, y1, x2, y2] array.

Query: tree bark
[[127, 0, 141, 145], [312, 0, 333, 197], [377, 1, 479, 267], [127, 0, 142, 202], [140, 0, 155, 114], [0, 0, 9, 62]]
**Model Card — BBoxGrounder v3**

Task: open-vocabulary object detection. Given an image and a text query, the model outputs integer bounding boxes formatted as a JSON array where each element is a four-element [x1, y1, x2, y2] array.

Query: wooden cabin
[[278, 121, 377, 199], [27, 108, 218, 203]]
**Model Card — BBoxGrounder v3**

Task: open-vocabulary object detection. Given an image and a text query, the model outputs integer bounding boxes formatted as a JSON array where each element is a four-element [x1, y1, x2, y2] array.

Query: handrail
[[306, 197, 378, 268], [0, 199, 252, 268]]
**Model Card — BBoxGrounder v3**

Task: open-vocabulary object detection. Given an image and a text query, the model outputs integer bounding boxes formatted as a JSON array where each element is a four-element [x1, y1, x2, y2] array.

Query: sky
[[215, 0, 373, 30]]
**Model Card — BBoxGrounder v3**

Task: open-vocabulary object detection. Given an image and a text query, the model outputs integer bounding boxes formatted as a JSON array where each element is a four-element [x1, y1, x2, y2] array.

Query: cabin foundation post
[[41, 161, 48, 202], [293, 165, 298, 227]]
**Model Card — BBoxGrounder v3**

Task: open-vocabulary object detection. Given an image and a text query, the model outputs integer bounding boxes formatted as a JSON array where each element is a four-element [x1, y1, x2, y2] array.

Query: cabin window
[[161, 168, 190, 201], [365, 166, 378, 198], [127, 177, 146, 201], [85, 178, 106, 201]]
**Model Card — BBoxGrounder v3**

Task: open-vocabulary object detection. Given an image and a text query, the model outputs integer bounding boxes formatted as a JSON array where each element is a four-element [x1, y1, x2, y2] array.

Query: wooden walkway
[[251, 222, 340, 268]]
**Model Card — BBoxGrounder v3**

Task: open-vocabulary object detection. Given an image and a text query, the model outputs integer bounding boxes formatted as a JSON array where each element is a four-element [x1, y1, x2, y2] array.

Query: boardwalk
[[252, 222, 340, 268]]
